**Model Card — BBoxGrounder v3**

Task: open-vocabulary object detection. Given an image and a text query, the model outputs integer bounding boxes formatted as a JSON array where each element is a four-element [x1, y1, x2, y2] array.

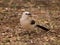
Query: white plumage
[[20, 11, 35, 30]]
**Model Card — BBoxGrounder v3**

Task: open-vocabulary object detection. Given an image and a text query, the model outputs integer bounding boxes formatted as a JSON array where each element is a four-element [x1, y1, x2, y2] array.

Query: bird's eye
[[26, 13, 31, 15]]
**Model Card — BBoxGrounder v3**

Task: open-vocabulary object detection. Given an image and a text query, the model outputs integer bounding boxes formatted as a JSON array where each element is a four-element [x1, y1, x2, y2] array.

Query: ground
[[0, 0, 60, 45]]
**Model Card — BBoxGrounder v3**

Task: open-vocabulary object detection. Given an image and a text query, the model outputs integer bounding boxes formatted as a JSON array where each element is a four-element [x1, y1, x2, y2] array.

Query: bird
[[20, 11, 49, 32]]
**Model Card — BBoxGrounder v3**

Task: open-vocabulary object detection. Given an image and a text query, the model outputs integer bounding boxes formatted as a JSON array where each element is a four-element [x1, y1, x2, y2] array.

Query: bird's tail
[[36, 25, 49, 31]]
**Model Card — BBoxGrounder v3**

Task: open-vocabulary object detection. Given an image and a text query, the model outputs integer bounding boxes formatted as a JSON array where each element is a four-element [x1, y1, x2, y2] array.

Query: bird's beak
[[28, 13, 32, 17], [28, 13, 31, 15]]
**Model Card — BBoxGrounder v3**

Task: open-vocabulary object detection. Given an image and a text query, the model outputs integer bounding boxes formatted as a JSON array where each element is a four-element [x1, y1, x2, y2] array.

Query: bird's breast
[[20, 19, 34, 30]]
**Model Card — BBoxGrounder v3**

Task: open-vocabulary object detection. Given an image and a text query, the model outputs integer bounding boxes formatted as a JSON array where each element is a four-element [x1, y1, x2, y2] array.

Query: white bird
[[20, 11, 49, 32]]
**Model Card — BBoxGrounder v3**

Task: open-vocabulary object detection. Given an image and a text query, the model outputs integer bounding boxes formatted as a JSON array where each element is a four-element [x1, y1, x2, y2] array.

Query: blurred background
[[0, 0, 60, 45]]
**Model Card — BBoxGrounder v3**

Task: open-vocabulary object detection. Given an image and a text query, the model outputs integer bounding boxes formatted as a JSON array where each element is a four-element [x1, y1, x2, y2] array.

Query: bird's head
[[22, 11, 31, 17]]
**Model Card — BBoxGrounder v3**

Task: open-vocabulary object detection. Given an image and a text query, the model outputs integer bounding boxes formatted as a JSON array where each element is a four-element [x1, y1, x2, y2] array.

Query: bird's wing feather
[[30, 20, 35, 25], [36, 25, 49, 31]]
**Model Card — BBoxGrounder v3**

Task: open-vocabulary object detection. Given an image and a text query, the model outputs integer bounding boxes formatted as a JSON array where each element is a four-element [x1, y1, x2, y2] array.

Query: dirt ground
[[0, 0, 60, 45]]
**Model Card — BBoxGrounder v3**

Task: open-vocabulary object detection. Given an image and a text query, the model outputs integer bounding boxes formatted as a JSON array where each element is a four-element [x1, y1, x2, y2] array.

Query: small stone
[[44, 37, 49, 41], [30, 40, 33, 43], [44, 21, 49, 24], [2, 33, 5, 36]]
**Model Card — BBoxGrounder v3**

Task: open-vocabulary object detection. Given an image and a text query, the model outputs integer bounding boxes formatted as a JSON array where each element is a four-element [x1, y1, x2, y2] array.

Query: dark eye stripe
[[26, 13, 31, 15]]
